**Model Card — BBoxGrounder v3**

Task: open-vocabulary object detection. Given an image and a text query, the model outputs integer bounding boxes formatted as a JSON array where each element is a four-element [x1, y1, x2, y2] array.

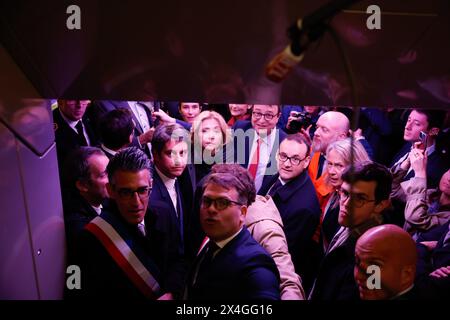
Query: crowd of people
[[54, 100, 450, 300]]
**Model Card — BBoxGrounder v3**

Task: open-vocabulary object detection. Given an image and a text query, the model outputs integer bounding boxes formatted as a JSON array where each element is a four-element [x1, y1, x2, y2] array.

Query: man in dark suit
[[98, 108, 135, 159], [76, 147, 169, 300], [146, 123, 193, 296], [259, 134, 321, 294], [309, 162, 392, 300], [230, 104, 286, 193], [87, 100, 156, 157], [185, 164, 280, 300], [390, 109, 447, 191], [53, 99, 99, 166], [61, 147, 109, 262]]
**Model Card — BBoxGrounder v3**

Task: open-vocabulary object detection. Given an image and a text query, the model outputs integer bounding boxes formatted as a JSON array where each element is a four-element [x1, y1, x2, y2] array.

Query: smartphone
[[419, 131, 427, 150]]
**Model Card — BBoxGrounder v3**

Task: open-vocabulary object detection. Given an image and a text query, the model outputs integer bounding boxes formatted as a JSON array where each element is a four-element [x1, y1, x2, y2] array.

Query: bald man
[[308, 112, 350, 208], [354, 224, 417, 300]]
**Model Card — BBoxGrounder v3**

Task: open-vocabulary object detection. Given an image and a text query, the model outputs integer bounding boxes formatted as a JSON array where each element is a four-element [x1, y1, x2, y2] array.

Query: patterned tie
[[75, 120, 88, 146], [248, 138, 260, 179]]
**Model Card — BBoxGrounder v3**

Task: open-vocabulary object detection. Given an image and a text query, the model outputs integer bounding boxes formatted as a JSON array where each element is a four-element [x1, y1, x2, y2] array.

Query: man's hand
[[409, 146, 427, 178], [299, 124, 313, 145], [153, 109, 176, 124], [400, 153, 411, 171], [138, 127, 155, 145], [430, 266, 450, 278]]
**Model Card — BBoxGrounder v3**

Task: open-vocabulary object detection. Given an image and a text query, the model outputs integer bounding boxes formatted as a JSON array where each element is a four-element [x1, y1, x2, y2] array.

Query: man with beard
[[308, 111, 350, 209]]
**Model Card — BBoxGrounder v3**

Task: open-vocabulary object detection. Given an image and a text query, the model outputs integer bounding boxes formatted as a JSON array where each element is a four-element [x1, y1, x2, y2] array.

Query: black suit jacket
[[186, 228, 281, 300], [146, 168, 193, 296], [62, 191, 99, 261], [231, 120, 287, 189], [75, 203, 162, 300], [53, 108, 99, 166], [88, 100, 155, 156], [259, 170, 321, 292], [309, 232, 361, 300]]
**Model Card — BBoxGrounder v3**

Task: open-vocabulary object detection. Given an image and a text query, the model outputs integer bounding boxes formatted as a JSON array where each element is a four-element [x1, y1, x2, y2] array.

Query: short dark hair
[[205, 163, 256, 206], [100, 108, 134, 150], [63, 147, 106, 191], [412, 109, 446, 130], [283, 134, 311, 156], [341, 162, 392, 203], [151, 123, 189, 155], [107, 147, 152, 184]]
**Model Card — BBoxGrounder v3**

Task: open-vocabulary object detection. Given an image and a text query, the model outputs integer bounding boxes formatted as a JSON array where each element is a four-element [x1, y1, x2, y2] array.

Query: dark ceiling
[[1, 0, 449, 108]]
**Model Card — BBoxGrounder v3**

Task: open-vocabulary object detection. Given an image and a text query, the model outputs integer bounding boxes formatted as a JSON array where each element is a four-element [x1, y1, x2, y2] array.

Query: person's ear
[[106, 182, 114, 199], [240, 205, 248, 221], [400, 264, 415, 288], [75, 180, 89, 193], [374, 199, 390, 213], [303, 156, 311, 169]]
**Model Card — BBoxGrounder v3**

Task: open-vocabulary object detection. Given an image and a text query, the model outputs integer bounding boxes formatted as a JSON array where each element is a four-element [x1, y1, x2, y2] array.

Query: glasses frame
[[201, 196, 244, 210], [277, 152, 308, 166], [252, 111, 277, 121], [113, 185, 152, 200], [338, 188, 376, 208]]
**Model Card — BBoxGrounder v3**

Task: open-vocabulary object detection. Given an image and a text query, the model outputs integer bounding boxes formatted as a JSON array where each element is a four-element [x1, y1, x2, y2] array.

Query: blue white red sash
[[85, 216, 161, 299]]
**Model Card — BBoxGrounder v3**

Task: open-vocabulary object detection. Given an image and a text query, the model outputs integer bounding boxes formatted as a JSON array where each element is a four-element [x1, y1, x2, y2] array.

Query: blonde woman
[[190, 111, 231, 185]]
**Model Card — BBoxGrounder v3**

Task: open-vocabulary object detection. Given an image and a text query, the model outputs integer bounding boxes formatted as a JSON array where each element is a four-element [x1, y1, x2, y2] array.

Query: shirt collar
[[215, 227, 243, 249], [101, 144, 118, 156], [155, 166, 177, 189], [59, 109, 80, 130]]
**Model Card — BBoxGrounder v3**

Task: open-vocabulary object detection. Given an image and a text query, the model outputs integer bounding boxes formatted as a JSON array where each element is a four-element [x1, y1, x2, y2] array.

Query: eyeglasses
[[277, 153, 308, 166], [338, 188, 376, 208], [114, 186, 152, 200], [252, 112, 277, 121], [201, 196, 244, 210]]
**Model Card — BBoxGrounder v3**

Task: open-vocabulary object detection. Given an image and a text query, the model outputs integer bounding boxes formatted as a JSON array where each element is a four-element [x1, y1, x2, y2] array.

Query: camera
[[289, 111, 313, 132]]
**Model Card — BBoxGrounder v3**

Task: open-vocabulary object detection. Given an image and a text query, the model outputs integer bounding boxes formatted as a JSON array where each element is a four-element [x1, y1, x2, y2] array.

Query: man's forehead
[[164, 139, 188, 150], [342, 180, 376, 196], [253, 105, 277, 113], [409, 110, 428, 123], [280, 140, 307, 156]]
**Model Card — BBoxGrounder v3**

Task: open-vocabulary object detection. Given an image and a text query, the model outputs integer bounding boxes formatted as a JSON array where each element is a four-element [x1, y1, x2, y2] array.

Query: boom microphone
[[265, 0, 362, 82]]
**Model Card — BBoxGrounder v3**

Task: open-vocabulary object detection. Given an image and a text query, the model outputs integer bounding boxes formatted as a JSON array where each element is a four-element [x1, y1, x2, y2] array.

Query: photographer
[[284, 106, 323, 138]]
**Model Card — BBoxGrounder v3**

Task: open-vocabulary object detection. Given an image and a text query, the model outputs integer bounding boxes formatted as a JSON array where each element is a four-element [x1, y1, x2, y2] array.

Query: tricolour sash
[[85, 216, 161, 299]]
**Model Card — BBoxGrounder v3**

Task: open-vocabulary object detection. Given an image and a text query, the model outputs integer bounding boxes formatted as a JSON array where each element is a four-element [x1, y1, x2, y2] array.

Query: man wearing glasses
[[76, 147, 170, 300], [185, 164, 280, 300], [259, 134, 321, 294], [230, 104, 286, 192], [309, 162, 392, 300]]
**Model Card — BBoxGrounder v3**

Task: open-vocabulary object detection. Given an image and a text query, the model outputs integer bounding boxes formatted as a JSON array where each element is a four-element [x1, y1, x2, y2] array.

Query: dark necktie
[[268, 179, 283, 197], [175, 180, 185, 254], [316, 153, 326, 179], [192, 241, 220, 286], [75, 120, 88, 146]]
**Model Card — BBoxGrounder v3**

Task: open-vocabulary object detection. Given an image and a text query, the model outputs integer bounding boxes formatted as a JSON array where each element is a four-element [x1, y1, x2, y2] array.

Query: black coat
[[53, 108, 99, 166], [185, 228, 281, 300], [259, 170, 321, 293]]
